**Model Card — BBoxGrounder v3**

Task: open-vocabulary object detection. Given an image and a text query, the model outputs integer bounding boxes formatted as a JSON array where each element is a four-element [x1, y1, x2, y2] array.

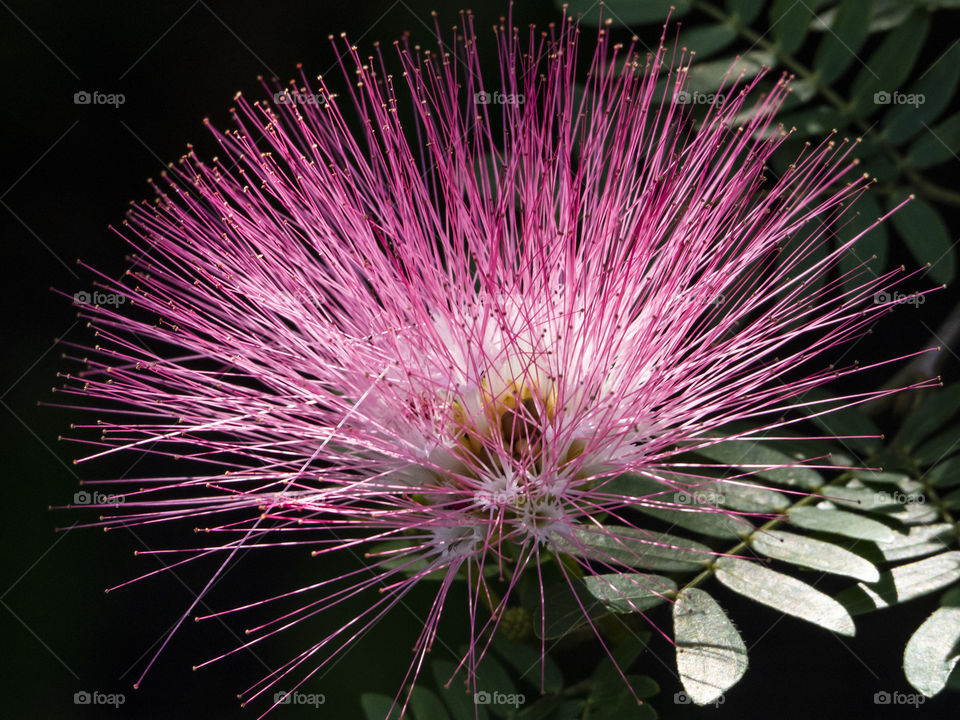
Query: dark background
[[1, 1, 957, 718]]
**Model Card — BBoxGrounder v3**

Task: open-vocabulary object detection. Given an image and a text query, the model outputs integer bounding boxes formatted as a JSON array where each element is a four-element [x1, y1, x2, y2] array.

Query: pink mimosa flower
[[55, 8, 934, 716]]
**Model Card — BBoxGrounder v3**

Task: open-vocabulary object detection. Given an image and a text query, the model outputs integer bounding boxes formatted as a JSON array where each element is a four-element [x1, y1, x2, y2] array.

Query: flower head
[[58, 8, 930, 715]]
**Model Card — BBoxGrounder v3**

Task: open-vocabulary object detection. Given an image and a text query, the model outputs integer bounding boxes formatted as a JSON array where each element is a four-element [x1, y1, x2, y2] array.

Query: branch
[[862, 299, 960, 416]]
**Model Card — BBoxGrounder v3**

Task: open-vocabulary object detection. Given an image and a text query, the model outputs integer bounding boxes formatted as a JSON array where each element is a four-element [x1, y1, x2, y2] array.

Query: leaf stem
[[914, 464, 960, 546], [677, 470, 855, 595], [863, 300, 960, 418]]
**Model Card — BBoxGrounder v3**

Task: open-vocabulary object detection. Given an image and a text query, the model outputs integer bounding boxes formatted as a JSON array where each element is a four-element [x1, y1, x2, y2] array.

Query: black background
[[1, 2, 957, 718]]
